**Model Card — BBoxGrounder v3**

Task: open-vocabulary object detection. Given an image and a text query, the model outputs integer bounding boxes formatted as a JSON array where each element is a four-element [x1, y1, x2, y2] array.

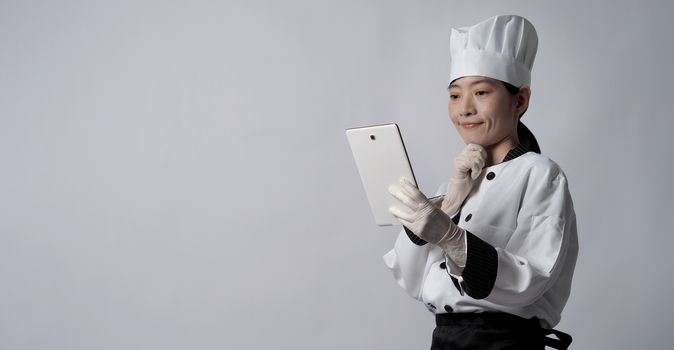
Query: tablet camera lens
[[370, 134, 376, 140]]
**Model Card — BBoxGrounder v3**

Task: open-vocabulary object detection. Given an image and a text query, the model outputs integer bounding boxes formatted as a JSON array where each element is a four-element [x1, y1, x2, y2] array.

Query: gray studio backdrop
[[1, 0, 673, 349]]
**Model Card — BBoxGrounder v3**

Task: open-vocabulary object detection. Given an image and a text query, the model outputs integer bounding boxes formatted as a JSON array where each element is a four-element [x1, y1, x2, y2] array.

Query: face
[[448, 76, 526, 147]]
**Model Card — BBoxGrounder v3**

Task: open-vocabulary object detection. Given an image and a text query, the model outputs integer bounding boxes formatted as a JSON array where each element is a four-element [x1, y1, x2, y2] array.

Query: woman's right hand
[[441, 144, 487, 217]]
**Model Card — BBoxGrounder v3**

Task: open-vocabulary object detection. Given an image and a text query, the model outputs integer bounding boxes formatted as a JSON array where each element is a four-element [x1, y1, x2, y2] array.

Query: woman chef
[[384, 15, 578, 349]]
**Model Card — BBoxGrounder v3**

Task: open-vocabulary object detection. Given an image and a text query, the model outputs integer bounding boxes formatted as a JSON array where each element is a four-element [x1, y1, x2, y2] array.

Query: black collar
[[502, 137, 533, 162]]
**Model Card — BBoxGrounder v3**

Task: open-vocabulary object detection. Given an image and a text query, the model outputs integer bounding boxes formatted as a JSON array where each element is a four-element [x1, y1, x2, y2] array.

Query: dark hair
[[502, 81, 527, 117], [502, 81, 541, 153]]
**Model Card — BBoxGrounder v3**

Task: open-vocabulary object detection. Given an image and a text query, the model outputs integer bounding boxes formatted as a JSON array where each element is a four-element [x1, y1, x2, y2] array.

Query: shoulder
[[513, 153, 575, 211], [513, 154, 577, 234], [514, 152, 568, 183]]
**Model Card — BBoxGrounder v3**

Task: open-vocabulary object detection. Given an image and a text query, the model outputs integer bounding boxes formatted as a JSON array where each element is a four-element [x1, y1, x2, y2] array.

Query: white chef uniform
[[382, 139, 579, 330]]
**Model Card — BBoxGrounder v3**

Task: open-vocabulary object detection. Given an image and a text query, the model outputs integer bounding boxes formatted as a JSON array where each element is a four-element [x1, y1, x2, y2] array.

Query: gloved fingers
[[465, 143, 480, 151], [478, 145, 487, 159], [473, 154, 487, 179], [477, 153, 486, 167], [398, 177, 430, 204], [455, 157, 481, 180], [470, 161, 483, 180], [461, 145, 487, 162], [456, 148, 485, 180], [466, 143, 487, 158], [454, 149, 485, 178], [429, 195, 444, 208], [388, 204, 417, 222], [452, 158, 469, 179], [387, 183, 419, 210], [459, 145, 481, 162], [440, 194, 457, 214]]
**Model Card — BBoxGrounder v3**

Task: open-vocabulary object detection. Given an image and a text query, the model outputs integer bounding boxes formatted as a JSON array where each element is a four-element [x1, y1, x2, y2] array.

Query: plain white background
[[1, 0, 673, 349]]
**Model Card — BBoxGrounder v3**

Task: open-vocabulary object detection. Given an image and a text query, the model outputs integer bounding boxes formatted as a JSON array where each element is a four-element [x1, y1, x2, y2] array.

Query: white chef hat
[[449, 15, 538, 87]]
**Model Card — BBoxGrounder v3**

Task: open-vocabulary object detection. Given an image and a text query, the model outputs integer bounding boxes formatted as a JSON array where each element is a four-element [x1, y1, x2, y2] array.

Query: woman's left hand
[[441, 144, 486, 217], [387, 177, 462, 245]]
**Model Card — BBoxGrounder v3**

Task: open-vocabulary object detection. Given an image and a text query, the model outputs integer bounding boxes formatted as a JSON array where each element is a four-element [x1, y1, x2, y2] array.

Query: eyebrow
[[448, 78, 493, 90]]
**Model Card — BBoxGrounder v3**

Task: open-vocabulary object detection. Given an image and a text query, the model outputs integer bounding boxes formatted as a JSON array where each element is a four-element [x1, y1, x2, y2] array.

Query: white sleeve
[[458, 165, 577, 307], [382, 182, 447, 300]]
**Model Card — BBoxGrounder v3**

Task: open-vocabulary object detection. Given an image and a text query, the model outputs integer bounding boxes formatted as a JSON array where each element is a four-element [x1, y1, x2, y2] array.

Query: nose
[[459, 97, 476, 117]]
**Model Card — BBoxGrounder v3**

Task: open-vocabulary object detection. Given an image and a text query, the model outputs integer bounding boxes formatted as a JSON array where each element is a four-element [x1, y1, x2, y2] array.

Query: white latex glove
[[387, 177, 464, 246], [441, 144, 487, 217], [428, 195, 444, 209]]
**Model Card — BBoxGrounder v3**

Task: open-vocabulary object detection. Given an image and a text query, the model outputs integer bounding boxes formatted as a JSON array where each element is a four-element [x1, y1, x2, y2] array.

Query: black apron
[[431, 312, 572, 350]]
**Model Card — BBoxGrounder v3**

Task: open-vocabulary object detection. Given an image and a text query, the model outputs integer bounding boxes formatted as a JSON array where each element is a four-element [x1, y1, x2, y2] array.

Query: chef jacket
[[383, 140, 579, 329]]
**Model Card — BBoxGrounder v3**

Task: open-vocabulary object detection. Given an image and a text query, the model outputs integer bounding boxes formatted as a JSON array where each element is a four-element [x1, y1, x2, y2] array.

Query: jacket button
[[439, 261, 447, 270], [444, 305, 454, 313], [486, 172, 496, 180], [465, 213, 472, 222]]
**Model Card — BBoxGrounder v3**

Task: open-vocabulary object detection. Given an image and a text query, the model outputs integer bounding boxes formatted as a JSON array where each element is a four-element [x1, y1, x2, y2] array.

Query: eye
[[449, 94, 459, 100], [475, 90, 489, 96]]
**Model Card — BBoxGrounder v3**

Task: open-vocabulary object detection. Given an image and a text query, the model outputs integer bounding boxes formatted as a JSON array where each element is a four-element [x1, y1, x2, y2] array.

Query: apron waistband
[[434, 312, 572, 350], [435, 311, 537, 327]]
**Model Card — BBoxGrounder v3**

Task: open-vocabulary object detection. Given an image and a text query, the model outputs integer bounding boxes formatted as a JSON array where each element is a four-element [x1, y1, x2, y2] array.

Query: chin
[[461, 136, 486, 146], [460, 132, 498, 148]]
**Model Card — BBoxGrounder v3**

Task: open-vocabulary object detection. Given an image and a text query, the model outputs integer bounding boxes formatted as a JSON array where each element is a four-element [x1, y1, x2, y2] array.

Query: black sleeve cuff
[[462, 231, 498, 299], [403, 225, 428, 246]]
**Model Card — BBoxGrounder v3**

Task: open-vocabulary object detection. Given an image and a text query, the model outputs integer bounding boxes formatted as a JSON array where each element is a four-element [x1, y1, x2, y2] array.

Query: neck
[[484, 132, 519, 167]]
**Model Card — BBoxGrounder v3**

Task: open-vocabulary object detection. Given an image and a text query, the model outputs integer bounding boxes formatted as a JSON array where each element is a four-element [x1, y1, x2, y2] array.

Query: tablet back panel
[[346, 123, 417, 226]]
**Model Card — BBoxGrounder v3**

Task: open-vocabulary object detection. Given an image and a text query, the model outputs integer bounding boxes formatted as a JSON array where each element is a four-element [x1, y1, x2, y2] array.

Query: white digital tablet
[[346, 123, 418, 226]]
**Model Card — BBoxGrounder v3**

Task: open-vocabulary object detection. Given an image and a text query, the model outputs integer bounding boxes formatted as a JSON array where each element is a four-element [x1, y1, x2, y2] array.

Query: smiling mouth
[[461, 122, 483, 129]]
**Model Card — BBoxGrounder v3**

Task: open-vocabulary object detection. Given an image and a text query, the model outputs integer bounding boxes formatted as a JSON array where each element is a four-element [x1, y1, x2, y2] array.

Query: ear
[[514, 85, 531, 118]]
